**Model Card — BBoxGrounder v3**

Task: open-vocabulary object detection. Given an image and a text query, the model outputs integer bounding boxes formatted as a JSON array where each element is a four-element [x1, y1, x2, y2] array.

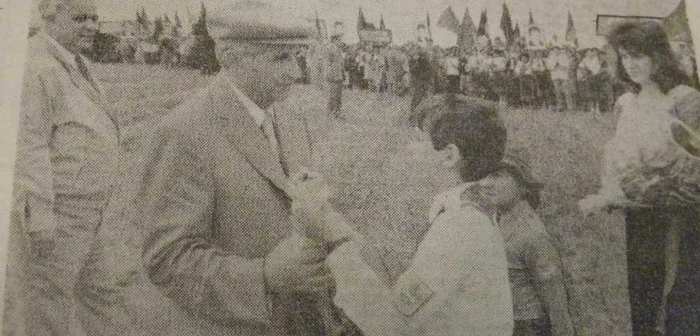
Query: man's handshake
[[287, 169, 358, 246], [262, 169, 356, 298]]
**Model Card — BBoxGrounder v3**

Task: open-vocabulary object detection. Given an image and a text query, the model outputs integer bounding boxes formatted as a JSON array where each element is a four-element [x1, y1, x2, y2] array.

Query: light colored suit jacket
[[13, 32, 120, 234], [117, 73, 318, 335]]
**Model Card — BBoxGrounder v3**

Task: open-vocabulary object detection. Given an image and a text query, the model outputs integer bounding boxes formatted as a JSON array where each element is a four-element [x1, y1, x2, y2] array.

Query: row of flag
[[356, 8, 387, 31], [432, 4, 578, 51], [332, 0, 689, 49]]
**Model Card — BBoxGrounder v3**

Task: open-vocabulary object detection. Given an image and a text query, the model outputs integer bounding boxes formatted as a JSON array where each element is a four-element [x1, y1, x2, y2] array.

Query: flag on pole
[[437, 7, 460, 34], [664, 0, 692, 42], [380, 14, 386, 30], [458, 6, 477, 53], [565, 11, 578, 47], [316, 11, 323, 39], [529, 10, 534, 26], [357, 7, 367, 31], [477, 9, 488, 36], [427, 12, 433, 41], [500, 3, 513, 45], [513, 23, 522, 50]]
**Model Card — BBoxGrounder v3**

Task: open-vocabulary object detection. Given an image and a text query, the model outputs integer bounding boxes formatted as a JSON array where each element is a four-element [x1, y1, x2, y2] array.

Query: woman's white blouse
[[601, 85, 698, 200]]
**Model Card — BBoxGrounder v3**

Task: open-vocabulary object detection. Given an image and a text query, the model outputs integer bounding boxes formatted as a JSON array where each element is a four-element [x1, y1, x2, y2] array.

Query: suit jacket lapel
[[65, 64, 104, 106], [42, 35, 104, 106], [210, 75, 289, 192]]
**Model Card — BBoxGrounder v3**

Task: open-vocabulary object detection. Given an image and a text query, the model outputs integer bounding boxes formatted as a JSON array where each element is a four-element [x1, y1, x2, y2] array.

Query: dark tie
[[74, 54, 99, 91]]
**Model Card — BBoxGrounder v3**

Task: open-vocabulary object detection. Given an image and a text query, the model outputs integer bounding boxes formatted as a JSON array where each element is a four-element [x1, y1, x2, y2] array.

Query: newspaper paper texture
[[2, 0, 700, 335]]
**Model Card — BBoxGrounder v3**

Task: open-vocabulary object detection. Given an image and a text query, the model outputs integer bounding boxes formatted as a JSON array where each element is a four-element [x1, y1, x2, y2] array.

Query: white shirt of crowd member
[[444, 55, 461, 76], [579, 49, 602, 76], [492, 54, 508, 72], [547, 48, 571, 81]]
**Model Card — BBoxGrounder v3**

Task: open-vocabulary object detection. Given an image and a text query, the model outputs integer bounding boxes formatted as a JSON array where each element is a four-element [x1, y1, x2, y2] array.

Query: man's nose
[[84, 19, 98, 31]]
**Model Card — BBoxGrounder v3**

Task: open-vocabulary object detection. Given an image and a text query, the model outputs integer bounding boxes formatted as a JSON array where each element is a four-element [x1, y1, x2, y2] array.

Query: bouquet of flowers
[[620, 121, 700, 209]]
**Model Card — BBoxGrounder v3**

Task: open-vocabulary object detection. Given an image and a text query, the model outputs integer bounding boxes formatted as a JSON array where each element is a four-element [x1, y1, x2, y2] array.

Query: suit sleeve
[[137, 126, 271, 327], [17, 68, 56, 233]]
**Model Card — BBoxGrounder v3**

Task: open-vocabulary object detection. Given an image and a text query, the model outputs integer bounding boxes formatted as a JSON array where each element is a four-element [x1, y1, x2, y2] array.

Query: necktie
[[260, 116, 282, 164], [74, 54, 99, 91]]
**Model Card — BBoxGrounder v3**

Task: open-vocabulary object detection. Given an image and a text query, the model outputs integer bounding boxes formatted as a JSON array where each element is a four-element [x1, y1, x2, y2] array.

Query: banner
[[596, 14, 663, 37], [358, 29, 392, 45]]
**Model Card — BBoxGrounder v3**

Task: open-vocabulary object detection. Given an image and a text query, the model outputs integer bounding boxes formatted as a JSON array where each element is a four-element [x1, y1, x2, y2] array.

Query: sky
[[95, 0, 682, 45]]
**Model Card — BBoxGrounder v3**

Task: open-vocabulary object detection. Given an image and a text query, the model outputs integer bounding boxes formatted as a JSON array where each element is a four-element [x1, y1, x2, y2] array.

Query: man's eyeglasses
[[73, 14, 99, 23]]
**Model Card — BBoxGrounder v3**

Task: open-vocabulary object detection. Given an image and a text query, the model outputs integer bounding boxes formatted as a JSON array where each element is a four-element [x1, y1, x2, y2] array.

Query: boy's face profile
[[400, 126, 462, 185], [474, 169, 523, 209]]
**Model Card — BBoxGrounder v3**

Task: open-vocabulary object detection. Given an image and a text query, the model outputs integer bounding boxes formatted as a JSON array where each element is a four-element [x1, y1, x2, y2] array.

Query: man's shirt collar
[[37, 31, 80, 71]]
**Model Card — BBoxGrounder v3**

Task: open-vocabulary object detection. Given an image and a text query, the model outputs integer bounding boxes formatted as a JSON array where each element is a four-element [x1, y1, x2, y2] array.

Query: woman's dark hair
[[418, 95, 507, 182], [607, 21, 690, 94]]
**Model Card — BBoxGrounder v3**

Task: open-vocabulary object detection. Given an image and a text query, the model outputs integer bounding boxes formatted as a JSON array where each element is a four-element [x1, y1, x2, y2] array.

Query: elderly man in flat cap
[[90, 39, 360, 336], [11, 0, 120, 334]]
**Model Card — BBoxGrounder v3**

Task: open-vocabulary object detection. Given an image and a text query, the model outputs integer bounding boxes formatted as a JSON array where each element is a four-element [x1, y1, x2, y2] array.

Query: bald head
[[39, 0, 98, 54]]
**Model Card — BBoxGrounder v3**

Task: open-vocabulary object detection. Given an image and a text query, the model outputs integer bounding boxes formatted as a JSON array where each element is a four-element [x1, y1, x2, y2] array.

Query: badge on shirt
[[391, 277, 434, 317]]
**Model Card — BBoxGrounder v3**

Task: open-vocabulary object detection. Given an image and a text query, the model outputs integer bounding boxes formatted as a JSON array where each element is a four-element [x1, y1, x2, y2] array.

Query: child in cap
[[463, 146, 575, 336]]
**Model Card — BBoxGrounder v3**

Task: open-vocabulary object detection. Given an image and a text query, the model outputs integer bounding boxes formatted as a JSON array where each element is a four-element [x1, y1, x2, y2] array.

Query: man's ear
[[441, 143, 461, 168]]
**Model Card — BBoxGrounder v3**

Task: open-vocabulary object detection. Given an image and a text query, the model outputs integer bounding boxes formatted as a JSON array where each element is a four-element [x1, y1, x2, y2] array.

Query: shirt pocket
[[50, 122, 118, 201], [24, 193, 57, 233]]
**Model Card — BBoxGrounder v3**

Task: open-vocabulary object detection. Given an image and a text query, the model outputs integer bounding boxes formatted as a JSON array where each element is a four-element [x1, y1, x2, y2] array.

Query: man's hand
[[287, 168, 357, 245], [264, 233, 334, 296], [287, 168, 332, 204]]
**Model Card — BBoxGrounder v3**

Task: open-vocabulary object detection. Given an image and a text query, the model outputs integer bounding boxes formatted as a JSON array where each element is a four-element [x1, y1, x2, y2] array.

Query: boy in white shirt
[[289, 95, 514, 336]]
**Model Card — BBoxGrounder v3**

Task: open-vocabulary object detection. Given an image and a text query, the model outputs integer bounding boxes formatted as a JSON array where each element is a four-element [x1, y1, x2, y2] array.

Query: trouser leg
[[626, 210, 666, 336], [565, 79, 576, 111], [75, 219, 141, 336], [327, 81, 343, 117], [25, 222, 97, 336]]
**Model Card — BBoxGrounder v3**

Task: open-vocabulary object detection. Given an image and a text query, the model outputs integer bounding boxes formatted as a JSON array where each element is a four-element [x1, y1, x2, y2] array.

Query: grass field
[[4, 62, 632, 335]]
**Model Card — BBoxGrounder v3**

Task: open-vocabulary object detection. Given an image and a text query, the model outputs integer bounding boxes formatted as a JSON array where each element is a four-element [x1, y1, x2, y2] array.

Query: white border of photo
[[0, 0, 32, 320]]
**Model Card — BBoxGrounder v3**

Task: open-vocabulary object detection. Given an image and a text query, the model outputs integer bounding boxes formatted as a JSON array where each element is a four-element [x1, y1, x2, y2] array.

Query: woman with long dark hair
[[579, 21, 700, 335]]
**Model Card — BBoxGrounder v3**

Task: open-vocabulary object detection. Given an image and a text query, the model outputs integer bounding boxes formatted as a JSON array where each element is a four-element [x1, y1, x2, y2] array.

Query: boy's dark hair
[[607, 21, 690, 94], [417, 95, 508, 182]]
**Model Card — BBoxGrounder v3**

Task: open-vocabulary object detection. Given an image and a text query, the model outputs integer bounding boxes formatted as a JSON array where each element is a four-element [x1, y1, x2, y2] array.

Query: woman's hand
[[579, 194, 612, 216], [579, 194, 648, 216], [579, 194, 620, 216]]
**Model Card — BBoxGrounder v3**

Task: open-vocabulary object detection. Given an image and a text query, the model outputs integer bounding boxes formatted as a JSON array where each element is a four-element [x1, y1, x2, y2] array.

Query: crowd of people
[[299, 34, 699, 116]]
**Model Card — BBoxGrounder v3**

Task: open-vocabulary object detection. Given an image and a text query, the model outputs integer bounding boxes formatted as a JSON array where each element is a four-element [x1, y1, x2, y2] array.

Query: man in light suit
[[98, 64, 344, 334], [8, 0, 121, 334]]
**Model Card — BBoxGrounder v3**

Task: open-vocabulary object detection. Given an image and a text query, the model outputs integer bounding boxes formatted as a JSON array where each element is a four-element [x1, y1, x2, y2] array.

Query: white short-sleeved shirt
[[329, 183, 513, 335]]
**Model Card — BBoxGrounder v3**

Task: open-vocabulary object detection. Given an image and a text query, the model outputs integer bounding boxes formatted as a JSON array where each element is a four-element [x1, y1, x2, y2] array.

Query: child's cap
[[498, 146, 543, 190]]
